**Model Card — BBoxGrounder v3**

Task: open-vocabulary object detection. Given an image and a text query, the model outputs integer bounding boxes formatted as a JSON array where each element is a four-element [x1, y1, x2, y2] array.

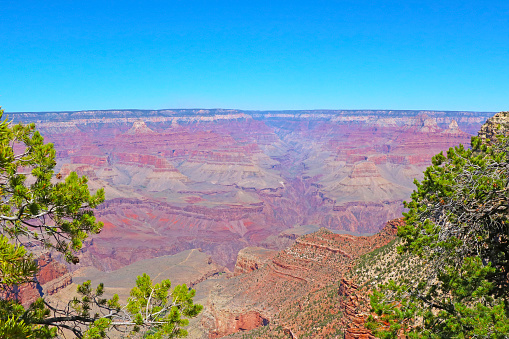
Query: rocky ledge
[[478, 111, 509, 143], [202, 219, 402, 338]]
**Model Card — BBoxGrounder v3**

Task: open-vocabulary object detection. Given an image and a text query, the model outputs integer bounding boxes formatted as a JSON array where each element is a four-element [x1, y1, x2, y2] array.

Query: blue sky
[[1, 0, 508, 112]]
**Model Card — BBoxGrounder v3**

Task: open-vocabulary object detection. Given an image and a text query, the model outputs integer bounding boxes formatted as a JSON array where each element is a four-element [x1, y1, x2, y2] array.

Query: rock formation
[[338, 278, 375, 339], [202, 219, 402, 338], [441, 119, 463, 135], [126, 120, 155, 134], [5, 109, 492, 271], [478, 111, 509, 143], [1, 252, 72, 307], [234, 247, 277, 275]]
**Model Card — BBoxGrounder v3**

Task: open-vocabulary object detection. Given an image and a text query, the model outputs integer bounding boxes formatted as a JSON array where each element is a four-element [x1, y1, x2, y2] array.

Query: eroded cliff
[[6, 109, 492, 271], [201, 219, 402, 338]]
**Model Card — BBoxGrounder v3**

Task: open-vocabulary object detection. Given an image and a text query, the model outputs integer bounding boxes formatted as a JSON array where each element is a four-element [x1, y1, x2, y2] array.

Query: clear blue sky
[[1, 0, 508, 112]]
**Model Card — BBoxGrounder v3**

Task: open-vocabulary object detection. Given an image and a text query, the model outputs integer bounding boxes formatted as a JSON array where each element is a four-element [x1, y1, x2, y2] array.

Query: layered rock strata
[[1, 253, 72, 307], [339, 278, 375, 339], [234, 247, 277, 275], [478, 111, 509, 143], [203, 219, 401, 338], [5, 109, 492, 270]]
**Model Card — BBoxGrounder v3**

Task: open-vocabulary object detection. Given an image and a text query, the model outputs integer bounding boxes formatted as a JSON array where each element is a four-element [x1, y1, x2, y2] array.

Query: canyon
[[7, 109, 490, 271], [6, 108, 496, 337], [1, 252, 72, 307]]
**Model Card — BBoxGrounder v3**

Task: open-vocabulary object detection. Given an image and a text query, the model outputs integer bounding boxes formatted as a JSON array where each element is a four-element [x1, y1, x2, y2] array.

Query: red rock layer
[[18, 110, 489, 270], [339, 278, 375, 339], [204, 219, 402, 338], [234, 247, 277, 275], [1, 253, 72, 307]]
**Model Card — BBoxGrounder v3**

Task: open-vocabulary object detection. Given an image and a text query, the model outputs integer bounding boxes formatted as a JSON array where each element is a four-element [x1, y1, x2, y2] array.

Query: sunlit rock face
[[0, 253, 72, 307], [8, 109, 493, 270], [478, 111, 509, 143], [202, 219, 401, 338]]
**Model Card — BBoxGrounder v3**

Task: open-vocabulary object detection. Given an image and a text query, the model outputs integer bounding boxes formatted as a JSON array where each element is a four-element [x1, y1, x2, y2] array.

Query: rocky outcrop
[[441, 119, 466, 135], [1, 253, 72, 307], [126, 120, 155, 134], [207, 308, 269, 338], [36, 253, 69, 285], [204, 219, 401, 338], [478, 111, 509, 143], [234, 247, 277, 275], [338, 278, 375, 339], [346, 327, 375, 339]]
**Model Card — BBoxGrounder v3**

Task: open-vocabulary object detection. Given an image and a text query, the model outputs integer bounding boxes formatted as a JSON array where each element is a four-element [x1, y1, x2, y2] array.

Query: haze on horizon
[[1, 0, 508, 113]]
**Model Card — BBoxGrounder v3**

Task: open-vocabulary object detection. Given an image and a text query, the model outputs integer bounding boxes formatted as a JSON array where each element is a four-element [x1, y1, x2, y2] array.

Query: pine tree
[[367, 121, 509, 338], [0, 108, 202, 338]]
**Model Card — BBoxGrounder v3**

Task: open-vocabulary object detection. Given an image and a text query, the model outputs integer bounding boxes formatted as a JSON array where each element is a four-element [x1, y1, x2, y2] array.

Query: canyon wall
[[6, 109, 493, 270], [202, 219, 401, 338], [1, 252, 72, 307]]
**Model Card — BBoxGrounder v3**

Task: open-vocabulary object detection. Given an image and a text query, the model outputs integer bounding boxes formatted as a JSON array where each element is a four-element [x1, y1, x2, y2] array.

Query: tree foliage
[[40, 274, 203, 339], [0, 109, 104, 263], [0, 234, 38, 287], [367, 132, 509, 338], [0, 108, 202, 338]]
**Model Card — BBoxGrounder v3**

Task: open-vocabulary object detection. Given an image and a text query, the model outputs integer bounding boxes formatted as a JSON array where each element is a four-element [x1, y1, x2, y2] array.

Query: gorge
[[7, 108, 494, 337], [8, 109, 490, 270]]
